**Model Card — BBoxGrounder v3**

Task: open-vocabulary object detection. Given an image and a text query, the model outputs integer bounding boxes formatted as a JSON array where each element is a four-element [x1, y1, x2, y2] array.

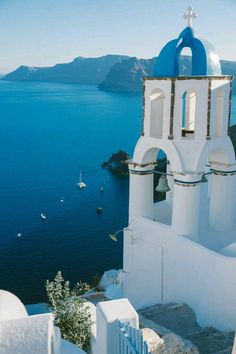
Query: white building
[[122, 8, 236, 331]]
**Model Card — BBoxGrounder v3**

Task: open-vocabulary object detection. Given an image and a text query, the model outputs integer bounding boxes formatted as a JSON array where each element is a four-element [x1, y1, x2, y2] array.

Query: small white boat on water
[[77, 172, 86, 189], [41, 213, 46, 220], [60, 197, 64, 203], [109, 233, 118, 242], [17, 233, 22, 238]]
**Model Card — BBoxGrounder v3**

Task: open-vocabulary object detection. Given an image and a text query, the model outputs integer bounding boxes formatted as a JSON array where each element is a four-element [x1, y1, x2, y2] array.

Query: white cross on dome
[[183, 6, 197, 28]]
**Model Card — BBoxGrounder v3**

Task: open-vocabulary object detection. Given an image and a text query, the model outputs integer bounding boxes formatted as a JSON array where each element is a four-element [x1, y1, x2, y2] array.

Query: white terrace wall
[[123, 217, 236, 331]]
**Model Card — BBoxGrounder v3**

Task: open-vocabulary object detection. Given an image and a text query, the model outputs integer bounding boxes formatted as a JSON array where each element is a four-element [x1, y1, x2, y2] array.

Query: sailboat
[[77, 172, 86, 189], [41, 213, 47, 220]]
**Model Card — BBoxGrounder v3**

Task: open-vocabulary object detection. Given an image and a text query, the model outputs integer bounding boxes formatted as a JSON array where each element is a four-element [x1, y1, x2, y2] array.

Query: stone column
[[200, 169, 209, 207], [128, 161, 154, 223], [172, 173, 202, 240], [166, 163, 174, 203], [209, 165, 236, 231]]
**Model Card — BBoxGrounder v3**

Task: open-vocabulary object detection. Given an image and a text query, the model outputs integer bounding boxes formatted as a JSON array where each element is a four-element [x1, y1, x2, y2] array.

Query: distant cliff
[[221, 61, 236, 93], [3, 55, 236, 94], [3, 55, 129, 85], [99, 57, 155, 93], [100, 56, 236, 93], [100, 56, 189, 92]]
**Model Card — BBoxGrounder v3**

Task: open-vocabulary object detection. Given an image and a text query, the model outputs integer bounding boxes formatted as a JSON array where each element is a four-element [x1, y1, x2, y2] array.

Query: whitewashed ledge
[[26, 303, 87, 354]]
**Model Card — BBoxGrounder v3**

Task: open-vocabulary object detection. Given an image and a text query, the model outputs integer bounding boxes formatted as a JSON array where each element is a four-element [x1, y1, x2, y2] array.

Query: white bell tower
[[129, 73, 235, 238], [122, 9, 236, 330]]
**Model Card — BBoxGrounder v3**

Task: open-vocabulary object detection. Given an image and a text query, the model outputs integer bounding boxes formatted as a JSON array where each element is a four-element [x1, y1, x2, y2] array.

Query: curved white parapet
[[0, 290, 28, 321], [0, 313, 60, 354]]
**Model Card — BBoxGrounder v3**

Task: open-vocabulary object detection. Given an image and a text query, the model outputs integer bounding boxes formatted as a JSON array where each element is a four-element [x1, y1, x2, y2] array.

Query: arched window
[[182, 89, 197, 138], [150, 89, 165, 138], [215, 90, 225, 137], [153, 149, 173, 226], [179, 47, 192, 76]]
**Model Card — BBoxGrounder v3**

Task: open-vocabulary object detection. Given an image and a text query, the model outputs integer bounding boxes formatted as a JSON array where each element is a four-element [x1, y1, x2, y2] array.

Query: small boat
[[77, 172, 86, 189], [60, 197, 64, 203], [41, 213, 46, 220], [96, 207, 103, 214], [17, 233, 22, 238], [100, 187, 104, 193]]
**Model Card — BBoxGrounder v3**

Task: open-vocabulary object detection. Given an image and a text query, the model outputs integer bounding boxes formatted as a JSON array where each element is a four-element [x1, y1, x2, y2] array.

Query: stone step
[[188, 327, 234, 354], [138, 302, 201, 337], [138, 303, 235, 354]]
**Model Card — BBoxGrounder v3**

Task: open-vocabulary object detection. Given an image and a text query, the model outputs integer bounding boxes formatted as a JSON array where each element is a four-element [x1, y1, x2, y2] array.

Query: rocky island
[[102, 150, 130, 176]]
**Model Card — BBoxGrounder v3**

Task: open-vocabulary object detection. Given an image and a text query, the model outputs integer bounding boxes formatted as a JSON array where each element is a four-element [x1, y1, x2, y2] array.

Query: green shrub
[[46, 271, 92, 350]]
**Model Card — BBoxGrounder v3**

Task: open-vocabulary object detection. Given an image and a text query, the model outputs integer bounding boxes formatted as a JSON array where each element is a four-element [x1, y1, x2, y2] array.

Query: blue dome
[[154, 26, 221, 77]]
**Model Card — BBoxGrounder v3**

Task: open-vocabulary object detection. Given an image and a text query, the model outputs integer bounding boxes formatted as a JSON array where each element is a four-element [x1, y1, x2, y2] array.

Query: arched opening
[[154, 150, 167, 203], [153, 149, 173, 225], [150, 89, 165, 138], [215, 90, 225, 137], [179, 47, 192, 76], [182, 89, 197, 138]]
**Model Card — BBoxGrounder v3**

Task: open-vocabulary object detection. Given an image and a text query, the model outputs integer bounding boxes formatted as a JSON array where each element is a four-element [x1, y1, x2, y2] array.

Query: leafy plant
[[91, 273, 101, 290], [46, 271, 92, 350]]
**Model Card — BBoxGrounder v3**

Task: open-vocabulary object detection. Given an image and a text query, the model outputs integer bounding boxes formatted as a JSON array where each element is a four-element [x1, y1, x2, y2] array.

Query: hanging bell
[[201, 174, 208, 183], [155, 174, 171, 193]]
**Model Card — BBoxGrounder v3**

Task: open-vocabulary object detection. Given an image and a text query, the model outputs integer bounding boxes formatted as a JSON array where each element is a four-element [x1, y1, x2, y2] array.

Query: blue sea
[[0, 80, 235, 304], [0, 81, 141, 304]]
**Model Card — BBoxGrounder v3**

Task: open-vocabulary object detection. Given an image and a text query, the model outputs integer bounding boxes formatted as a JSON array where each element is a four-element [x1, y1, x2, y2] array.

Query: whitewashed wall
[[123, 217, 236, 331]]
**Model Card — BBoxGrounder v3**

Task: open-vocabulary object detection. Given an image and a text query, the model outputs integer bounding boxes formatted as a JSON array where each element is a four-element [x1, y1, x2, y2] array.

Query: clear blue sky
[[0, 0, 236, 73]]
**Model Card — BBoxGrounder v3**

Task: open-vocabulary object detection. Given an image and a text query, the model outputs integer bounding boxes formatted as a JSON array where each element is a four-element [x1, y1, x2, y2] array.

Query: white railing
[[118, 321, 150, 354]]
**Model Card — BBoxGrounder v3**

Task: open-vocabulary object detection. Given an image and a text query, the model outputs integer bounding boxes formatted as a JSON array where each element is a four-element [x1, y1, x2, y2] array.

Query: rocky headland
[[3, 55, 236, 94]]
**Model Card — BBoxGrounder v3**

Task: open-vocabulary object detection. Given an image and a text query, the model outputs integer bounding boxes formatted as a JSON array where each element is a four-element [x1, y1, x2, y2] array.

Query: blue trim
[[129, 169, 153, 175], [211, 169, 236, 175], [154, 26, 221, 77], [174, 179, 202, 185]]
